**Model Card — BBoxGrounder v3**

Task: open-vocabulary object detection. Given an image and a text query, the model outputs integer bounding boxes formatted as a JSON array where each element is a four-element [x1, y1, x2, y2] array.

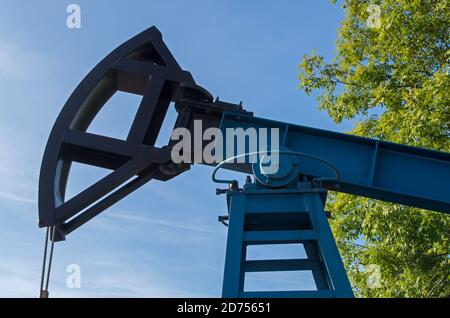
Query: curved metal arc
[[38, 26, 208, 232]]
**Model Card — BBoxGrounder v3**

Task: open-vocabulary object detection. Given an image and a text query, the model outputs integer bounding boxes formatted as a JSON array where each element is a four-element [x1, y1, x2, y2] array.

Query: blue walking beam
[[219, 112, 450, 214]]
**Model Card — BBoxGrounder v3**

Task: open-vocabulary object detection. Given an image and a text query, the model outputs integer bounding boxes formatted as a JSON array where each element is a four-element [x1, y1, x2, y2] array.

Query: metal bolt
[[216, 188, 228, 195]]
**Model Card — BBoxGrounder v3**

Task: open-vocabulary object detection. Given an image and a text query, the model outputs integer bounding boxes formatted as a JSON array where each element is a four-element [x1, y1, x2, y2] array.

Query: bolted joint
[[229, 181, 239, 191]]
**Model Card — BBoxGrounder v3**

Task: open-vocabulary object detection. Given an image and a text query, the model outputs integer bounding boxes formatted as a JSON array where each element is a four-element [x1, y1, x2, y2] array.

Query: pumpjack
[[38, 27, 450, 298]]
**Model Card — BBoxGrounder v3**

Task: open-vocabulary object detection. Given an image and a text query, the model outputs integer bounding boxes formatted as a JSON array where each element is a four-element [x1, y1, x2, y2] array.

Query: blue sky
[[0, 1, 355, 297]]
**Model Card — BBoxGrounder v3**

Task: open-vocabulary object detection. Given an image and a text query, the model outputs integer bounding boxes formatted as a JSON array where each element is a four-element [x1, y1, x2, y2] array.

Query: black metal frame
[[38, 26, 250, 240]]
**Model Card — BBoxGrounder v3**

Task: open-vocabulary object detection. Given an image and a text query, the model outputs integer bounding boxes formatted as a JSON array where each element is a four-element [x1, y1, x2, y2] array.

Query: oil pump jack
[[38, 27, 450, 298]]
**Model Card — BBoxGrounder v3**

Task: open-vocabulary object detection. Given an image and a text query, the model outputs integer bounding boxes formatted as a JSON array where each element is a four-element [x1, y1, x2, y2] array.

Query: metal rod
[[39, 227, 49, 297], [44, 226, 56, 293]]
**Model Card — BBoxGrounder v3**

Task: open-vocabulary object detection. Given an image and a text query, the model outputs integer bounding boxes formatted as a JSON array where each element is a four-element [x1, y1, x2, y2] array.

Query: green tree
[[298, 0, 449, 297]]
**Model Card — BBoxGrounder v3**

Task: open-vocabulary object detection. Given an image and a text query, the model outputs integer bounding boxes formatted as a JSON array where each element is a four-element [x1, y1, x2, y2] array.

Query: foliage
[[298, 0, 449, 297]]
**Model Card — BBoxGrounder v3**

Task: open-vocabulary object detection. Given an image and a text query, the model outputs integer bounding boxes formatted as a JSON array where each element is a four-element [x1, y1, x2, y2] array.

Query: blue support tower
[[221, 179, 354, 298]]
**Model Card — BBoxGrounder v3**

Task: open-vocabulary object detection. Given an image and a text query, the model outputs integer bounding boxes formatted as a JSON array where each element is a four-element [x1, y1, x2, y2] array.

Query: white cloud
[[0, 191, 36, 205], [0, 131, 39, 207], [106, 212, 215, 234], [0, 258, 41, 298], [0, 250, 210, 298]]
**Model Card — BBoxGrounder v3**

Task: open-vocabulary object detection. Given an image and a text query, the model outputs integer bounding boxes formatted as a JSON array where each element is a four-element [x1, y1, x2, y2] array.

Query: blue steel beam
[[219, 112, 450, 214]]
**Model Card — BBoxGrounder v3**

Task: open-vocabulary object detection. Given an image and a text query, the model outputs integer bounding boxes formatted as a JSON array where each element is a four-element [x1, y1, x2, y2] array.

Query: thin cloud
[[0, 263, 188, 298], [0, 131, 39, 207], [0, 191, 36, 205], [107, 212, 215, 234]]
